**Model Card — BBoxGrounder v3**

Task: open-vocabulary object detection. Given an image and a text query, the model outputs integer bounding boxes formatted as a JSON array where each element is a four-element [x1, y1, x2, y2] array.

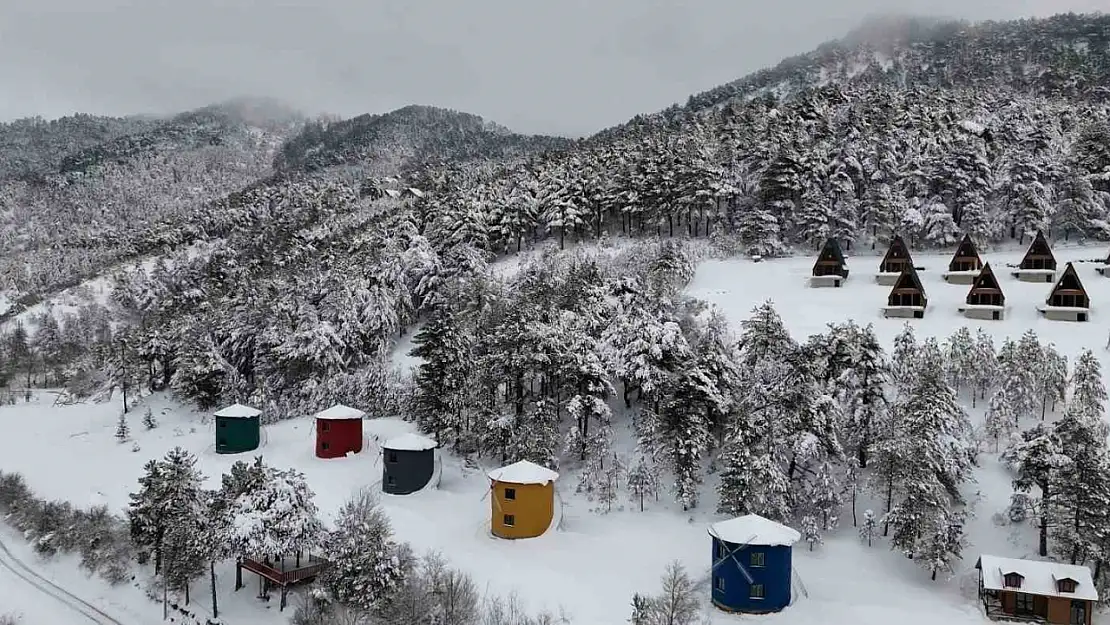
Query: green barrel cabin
[[214, 403, 262, 454]]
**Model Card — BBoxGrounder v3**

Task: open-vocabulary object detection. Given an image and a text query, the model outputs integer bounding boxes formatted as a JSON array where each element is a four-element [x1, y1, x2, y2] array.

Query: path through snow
[[0, 534, 128, 625]]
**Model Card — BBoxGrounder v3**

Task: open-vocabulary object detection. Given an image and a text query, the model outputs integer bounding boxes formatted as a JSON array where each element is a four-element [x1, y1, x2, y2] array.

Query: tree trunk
[[210, 560, 219, 618]]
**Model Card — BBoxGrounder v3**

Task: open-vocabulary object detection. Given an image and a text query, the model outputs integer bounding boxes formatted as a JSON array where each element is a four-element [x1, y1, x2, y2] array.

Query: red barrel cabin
[[314, 404, 365, 459]]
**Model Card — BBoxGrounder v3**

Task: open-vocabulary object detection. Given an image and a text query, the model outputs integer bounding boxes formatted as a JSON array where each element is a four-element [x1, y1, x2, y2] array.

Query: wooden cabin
[[959, 263, 1005, 320], [876, 235, 915, 286], [1012, 231, 1057, 282], [942, 234, 983, 284], [810, 238, 849, 287], [882, 267, 927, 318], [975, 554, 1095, 625], [1038, 262, 1090, 322]]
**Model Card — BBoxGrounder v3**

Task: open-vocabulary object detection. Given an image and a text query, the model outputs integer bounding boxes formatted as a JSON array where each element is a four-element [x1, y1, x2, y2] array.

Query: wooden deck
[[240, 555, 329, 587]]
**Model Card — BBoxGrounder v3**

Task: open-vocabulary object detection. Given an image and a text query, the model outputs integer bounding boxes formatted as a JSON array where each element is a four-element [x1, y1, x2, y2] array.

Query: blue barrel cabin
[[709, 514, 801, 614]]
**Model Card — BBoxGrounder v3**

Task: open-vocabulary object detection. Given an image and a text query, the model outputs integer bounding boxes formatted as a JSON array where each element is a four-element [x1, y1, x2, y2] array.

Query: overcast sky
[[0, 1, 1104, 136]]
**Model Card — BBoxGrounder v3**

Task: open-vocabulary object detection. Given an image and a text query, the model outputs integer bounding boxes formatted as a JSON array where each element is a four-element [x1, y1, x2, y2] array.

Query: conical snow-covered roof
[[488, 460, 559, 485], [382, 433, 437, 451], [214, 403, 261, 419], [709, 514, 801, 546], [314, 404, 365, 420]]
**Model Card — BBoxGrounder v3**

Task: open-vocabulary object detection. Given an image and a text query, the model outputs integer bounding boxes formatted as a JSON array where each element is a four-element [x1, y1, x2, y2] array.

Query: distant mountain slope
[[0, 114, 157, 183], [679, 13, 1110, 115], [273, 104, 573, 175]]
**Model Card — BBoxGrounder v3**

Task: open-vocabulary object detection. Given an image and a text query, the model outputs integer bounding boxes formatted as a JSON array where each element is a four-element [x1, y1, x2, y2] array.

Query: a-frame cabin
[[1038, 262, 1090, 322], [876, 235, 915, 286], [882, 267, 928, 319], [1012, 231, 1057, 282], [810, 238, 849, 287], [960, 263, 1005, 320], [942, 234, 984, 284]]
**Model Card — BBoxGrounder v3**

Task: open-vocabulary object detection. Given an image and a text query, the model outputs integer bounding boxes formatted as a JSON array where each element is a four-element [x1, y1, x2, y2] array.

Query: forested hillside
[[0, 12, 1108, 428]]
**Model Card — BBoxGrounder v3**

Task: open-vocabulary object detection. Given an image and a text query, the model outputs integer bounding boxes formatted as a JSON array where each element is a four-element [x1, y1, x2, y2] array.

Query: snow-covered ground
[[0, 243, 1109, 624]]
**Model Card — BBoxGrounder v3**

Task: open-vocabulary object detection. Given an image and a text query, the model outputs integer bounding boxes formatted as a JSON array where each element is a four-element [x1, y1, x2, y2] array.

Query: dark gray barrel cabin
[[381, 433, 438, 495]]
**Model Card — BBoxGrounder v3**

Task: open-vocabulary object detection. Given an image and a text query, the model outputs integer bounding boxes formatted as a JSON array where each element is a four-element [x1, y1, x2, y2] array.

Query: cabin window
[[503, 514, 515, 527], [321, 442, 330, 451], [1058, 579, 1077, 593], [322, 422, 330, 431], [1015, 593, 1035, 616], [1003, 573, 1023, 589], [504, 488, 516, 500], [387, 476, 395, 486], [750, 552, 765, 567], [715, 576, 725, 591], [387, 451, 397, 463], [715, 541, 724, 559], [750, 584, 765, 599], [219, 421, 227, 428]]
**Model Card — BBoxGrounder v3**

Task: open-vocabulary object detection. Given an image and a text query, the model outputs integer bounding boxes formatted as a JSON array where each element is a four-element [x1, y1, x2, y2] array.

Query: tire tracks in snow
[[0, 535, 125, 624]]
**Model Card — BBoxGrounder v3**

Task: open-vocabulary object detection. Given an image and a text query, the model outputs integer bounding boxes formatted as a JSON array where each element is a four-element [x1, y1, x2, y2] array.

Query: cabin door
[[1070, 599, 1086, 625]]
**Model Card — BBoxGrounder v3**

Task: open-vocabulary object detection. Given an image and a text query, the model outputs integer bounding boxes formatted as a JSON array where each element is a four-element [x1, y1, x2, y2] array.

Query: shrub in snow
[[142, 407, 157, 429], [627, 561, 701, 625], [132, 442, 141, 453], [0, 470, 133, 584], [115, 413, 130, 442], [0, 613, 21, 625], [859, 509, 878, 546]]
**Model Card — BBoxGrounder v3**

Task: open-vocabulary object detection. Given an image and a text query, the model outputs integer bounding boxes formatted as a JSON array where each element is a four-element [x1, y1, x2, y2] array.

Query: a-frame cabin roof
[[814, 238, 846, 266], [1047, 262, 1089, 306], [948, 233, 982, 270], [967, 263, 1004, 304], [1019, 231, 1056, 268], [880, 235, 913, 266], [890, 267, 927, 296]]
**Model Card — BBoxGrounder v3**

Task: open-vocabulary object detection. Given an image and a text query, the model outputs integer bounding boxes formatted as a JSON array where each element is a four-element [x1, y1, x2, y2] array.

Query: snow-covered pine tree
[[627, 455, 662, 512], [409, 307, 471, 445], [1038, 345, 1068, 418], [880, 339, 974, 571], [1001, 424, 1069, 557], [115, 413, 129, 442], [859, 509, 878, 547], [837, 324, 888, 468], [128, 459, 168, 572], [142, 407, 157, 430], [736, 301, 797, 368], [228, 465, 325, 564], [596, 453, 627, 513], [968, 329, 998, 409], [984, 386, 1018, 452], [1052, 349, 1110, 564], [918, 508, 966, 581], [890, 323, 918, 392], [943, 327, 975, 395], [320, 489, 408, 612], [801, 515, 822, 551], [716, 432, 791, 522]]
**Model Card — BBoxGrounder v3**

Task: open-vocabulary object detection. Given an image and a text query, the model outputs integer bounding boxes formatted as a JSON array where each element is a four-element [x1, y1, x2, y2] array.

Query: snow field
[[0, 243, 1108, 624]]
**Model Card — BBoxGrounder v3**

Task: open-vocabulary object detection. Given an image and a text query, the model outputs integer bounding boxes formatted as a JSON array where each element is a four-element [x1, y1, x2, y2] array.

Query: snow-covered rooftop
[[709, 514, 801, 547], [487, 460, 559, 485], [382, 433, 437, 451], [214, 403, 261, 418], [977, 554, 1098, 601], [314, 404, 365, 420]]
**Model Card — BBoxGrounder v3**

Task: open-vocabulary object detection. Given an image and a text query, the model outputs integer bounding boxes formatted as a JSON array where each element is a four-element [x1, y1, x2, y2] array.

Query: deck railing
[[241, 555, 329, 586]]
